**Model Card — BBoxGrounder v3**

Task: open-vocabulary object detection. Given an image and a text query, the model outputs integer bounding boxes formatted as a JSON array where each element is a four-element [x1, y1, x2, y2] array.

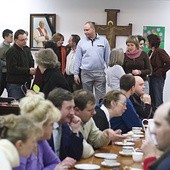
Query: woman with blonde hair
[[19, 92, 76, 170], [106, 48, 125, 90], [123, 35, 151, 94], [0, 114, 40, 169]]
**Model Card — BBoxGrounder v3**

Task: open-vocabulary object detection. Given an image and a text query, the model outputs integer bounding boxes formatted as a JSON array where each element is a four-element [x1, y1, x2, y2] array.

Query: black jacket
[[41, 67, 70, 98]]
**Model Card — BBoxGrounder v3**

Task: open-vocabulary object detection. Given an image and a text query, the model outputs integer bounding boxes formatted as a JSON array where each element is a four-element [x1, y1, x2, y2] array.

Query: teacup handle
[[142, 119, 148, 131]]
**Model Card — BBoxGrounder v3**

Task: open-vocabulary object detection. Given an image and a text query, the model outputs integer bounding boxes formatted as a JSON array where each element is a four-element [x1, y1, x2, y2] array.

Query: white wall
[[0, 0, 170, 101]]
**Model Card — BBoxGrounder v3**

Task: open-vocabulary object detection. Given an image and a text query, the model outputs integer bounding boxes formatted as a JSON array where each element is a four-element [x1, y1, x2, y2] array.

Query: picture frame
[[30, 14, 56, 50]]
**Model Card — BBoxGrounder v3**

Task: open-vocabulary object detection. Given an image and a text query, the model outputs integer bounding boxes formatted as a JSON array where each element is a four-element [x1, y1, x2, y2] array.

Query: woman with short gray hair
[[35, 48, 70, 98]]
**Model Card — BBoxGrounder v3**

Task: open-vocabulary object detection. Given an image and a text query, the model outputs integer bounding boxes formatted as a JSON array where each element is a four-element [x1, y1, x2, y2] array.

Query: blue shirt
[[74, 34, 110, 75], [110, 98, 142, 133]]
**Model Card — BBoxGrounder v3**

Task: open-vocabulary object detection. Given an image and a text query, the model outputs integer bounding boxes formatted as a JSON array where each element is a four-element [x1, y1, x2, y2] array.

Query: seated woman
[[0, 114, 40, 169], [93, 90, 127, 131], [33, 48, 70, 98], [19, 92, 76, 170]]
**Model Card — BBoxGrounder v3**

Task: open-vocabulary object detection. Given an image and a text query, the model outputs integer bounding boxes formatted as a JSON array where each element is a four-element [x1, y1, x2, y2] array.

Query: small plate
[[94, 153, 117, 159], [133, 131, 144, 135], [114, 141, 135, 146], [101, 161, 120, 167], [75, 164, 100, 169], [132, 134, 144, 138], [119, 151, 133, 156]]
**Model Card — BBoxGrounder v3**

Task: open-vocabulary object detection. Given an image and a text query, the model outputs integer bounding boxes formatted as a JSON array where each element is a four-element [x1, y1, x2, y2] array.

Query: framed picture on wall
[[30, 14, 56, 50]]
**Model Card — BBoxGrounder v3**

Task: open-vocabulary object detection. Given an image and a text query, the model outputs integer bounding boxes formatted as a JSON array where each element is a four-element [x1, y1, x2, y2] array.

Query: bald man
[[130, 76, 152, 119], [33, 20, 49, 47], [74, 21, 110, 103], [142, 102, 170, 170]]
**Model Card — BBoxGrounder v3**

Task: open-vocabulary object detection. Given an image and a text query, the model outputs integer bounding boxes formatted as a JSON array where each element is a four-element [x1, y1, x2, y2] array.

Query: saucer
[[75, 164, 100, 169], [94, 153, 117, 159], [114, 141, 135, 146], [101, 161, 120, 167], [133, 131, 144, 135], [119, 151, 133, 156], [132, 134, 144, 138]]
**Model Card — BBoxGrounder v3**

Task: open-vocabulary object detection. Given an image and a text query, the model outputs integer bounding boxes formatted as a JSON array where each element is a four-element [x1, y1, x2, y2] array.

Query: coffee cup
[[142, 119, 157, 145], [132, 127, 142, 134], [122, 146, 134, 154], [104, 158, 117, 165], [132, 152, 143, 162]]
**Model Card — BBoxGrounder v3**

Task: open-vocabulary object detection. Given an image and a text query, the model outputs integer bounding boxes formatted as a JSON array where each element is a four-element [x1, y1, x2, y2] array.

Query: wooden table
[[72, 138, 143, 170], [0, 102, 20, 115]]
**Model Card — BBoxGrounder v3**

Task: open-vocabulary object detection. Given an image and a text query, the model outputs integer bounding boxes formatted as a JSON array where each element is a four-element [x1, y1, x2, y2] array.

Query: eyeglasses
[[17, 38, 28, 42], [117, 101, 126, 106]]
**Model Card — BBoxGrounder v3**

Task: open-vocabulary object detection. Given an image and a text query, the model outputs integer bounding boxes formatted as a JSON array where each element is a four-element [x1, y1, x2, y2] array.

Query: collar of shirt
[[100, 104, 111, 128], [53, 122, 59, 129]]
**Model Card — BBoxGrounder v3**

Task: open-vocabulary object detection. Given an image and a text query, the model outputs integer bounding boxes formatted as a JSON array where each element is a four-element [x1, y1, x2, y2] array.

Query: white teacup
[[132, 152, 143, 162], [142, 119, 157, 145], [132, 127, 142, 134], [104, 158, 117, 165], [122, 146, 134, 154]]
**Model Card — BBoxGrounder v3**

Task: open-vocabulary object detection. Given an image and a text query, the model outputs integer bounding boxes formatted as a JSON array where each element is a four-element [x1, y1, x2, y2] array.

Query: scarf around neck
[[125, 49, 142, 59]]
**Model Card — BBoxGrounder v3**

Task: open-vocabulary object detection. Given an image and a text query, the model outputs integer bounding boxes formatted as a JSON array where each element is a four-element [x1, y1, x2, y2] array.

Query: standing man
[[33, 20, 50, 47], [74, 21, 110, 103], [6, 29, 35, 100], [65, 34, 82, 92], [0, 29, 13, 96]]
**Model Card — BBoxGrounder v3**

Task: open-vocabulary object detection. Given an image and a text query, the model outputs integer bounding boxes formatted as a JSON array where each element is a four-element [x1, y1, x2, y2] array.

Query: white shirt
[[100, 104, 111, 128], [52, 122, 62, 155], [66, 49, 75, 75], [0, 151, 11, 170], [106, 65, 125, 90]]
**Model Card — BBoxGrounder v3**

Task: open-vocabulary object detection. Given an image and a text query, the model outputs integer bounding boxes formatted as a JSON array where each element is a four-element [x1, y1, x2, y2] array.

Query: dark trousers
[[65, 74, 82, 92], [149, 75, 165, 112]]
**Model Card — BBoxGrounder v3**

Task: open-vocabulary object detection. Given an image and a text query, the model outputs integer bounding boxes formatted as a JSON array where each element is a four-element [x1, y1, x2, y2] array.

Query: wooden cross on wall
[[95, 9, 132, 49]]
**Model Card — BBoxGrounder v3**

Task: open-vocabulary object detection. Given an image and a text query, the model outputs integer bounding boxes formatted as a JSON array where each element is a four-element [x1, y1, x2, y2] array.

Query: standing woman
[[123, 35, 151, 94], [106, 48, 125, 91], [146, 34, 170, 112], [44, 33, 68, 75], [32, 33, 69, 90]]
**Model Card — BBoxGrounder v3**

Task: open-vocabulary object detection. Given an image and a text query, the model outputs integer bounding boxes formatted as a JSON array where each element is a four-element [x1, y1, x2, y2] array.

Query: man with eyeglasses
[[6, 29, 35, 100], [110, 74, 143, 133]]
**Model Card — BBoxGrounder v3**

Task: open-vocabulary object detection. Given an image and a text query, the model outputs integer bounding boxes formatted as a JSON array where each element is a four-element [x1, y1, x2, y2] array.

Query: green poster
[[143, 26, 165, 52]]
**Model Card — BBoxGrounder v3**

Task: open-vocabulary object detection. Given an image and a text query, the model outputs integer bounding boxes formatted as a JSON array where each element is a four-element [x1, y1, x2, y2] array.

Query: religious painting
[[30, 14, 56, 50], [143, 26, 165, 52]]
